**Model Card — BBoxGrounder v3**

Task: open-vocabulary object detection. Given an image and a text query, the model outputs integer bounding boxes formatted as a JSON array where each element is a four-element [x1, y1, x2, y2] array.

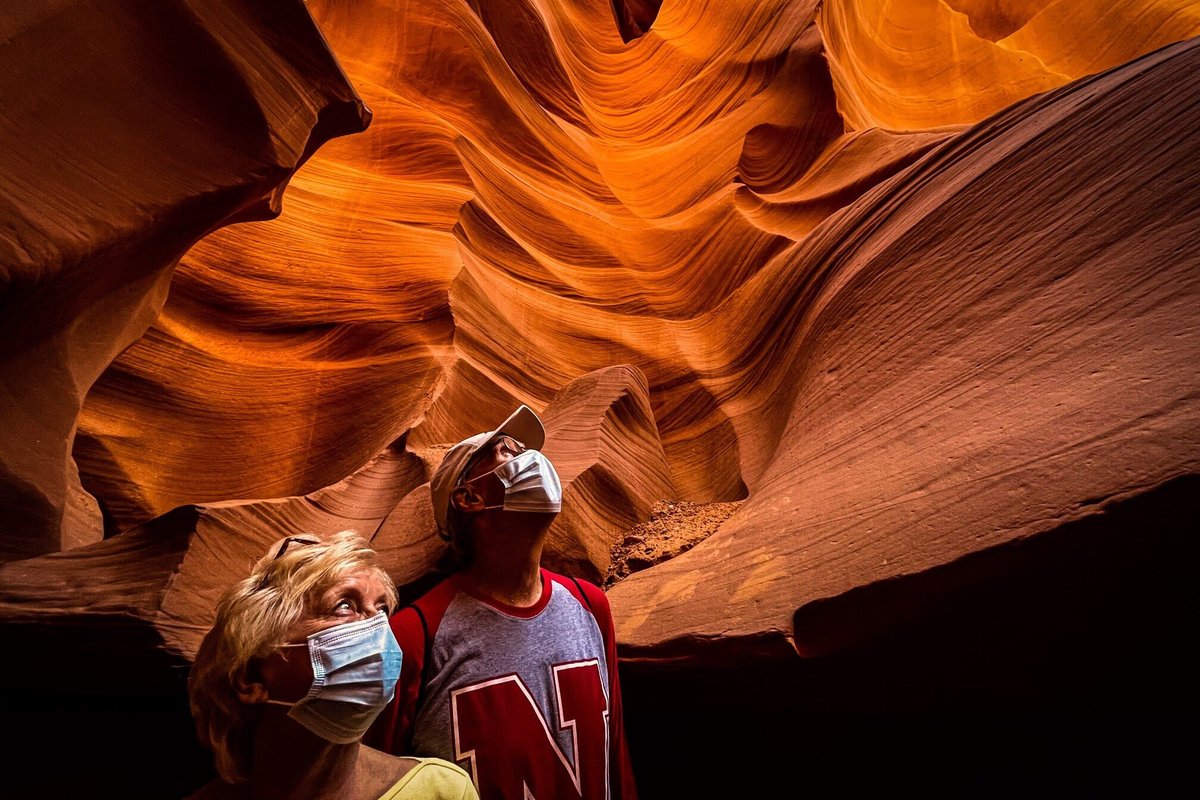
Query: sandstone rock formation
[[63, 0, 1198, 554], [0, 0, 370, 561], [2, 0, 1199, 793], [607, 36, 1200, 664], [540, 365, 676, 581]]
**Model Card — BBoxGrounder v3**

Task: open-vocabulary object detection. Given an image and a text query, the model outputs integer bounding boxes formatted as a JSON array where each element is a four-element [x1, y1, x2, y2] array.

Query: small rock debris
[[605, 499, 742, 587]]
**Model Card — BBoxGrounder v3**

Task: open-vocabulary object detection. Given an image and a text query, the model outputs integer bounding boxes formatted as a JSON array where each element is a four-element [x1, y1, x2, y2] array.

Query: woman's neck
[[247, 711, 361, 800]]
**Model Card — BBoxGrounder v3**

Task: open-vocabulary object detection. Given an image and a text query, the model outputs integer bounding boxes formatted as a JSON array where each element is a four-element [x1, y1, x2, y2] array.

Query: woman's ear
[[234, 661, 269, 705]]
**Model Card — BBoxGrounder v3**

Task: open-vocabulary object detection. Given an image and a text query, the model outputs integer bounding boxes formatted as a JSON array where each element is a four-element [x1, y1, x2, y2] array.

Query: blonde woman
[[188, 531, 477, 800]]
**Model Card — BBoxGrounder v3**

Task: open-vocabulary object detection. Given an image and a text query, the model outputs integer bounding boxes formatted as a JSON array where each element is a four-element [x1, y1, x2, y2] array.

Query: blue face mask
[[268, 611, 402, 744]]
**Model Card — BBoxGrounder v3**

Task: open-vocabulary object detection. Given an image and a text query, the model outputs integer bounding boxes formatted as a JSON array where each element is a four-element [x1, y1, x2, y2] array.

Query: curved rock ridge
[[0, 365, 675, 667], [820, 0, 1200, 130], [608, 37, 1200, 661], [0, 0, 369, 561], [72, 0, 1198, 540], [0, 435, 426, 667], [541, 364, 677, 582]]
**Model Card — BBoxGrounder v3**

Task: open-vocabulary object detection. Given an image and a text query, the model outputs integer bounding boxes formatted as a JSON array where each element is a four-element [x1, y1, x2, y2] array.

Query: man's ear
[[234, 662, 269, 705], [450, 485, 485, 513]]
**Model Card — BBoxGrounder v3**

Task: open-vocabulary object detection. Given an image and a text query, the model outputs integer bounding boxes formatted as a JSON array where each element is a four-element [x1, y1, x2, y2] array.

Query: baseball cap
[[430, 405, 546, 537]]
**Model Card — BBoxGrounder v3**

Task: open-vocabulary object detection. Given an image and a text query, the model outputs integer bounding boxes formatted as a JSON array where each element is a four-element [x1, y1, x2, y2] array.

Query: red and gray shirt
[[368, 569, 638, 800]]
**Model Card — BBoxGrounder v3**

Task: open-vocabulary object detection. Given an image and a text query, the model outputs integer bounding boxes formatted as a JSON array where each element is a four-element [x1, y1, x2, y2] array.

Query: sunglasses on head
[[256, 536, 320, 590], [273, 536, 319, 560]]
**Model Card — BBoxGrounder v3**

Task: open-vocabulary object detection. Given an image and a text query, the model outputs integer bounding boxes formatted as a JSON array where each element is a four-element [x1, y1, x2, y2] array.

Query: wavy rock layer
[[0, 436, 426, 665], [72, 0, 1198, 546], [821, 0, 1200, 129], [0, 366, 671, 665], [2, 1, 1196, 669], [0, 0, 369, 561], [608, 38, 1200, 660]]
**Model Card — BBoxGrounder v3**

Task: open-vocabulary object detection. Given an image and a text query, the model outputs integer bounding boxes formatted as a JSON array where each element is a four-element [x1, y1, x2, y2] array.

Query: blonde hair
[[188, 530, 398, 783]]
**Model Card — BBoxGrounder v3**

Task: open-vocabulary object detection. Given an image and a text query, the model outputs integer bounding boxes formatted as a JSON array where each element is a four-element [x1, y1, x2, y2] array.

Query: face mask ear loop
[[258, 637, 309, 708]]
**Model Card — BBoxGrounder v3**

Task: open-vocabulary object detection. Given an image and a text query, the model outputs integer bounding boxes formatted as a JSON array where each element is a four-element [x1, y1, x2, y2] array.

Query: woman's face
[[257, 566, 393, 703], [288, 566, 392, 640]]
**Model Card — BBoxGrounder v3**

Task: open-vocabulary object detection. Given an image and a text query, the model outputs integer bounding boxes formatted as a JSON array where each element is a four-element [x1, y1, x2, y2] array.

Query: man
[[368, 405, 638, 800]]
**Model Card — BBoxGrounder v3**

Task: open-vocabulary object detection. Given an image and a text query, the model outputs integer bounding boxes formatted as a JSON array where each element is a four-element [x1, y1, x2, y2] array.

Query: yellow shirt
[[377, 758, 478, 800]]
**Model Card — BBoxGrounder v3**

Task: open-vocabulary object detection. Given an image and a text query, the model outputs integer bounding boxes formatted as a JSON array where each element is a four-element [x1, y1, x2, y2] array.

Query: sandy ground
[[606, 500, 742, 586]]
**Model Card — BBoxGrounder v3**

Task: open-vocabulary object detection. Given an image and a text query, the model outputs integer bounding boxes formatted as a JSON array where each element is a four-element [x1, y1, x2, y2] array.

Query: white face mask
[[467, 448, 563, 514], [267, 611, 402, 744]]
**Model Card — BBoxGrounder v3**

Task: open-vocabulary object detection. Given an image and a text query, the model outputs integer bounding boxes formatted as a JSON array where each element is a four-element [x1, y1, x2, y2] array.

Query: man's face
[[457, 435, 527, 507]]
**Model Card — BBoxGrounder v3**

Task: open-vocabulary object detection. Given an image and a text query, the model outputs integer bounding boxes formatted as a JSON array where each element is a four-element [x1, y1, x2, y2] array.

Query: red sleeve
[[365, 605, 426, 753], [573, 577, 639, 800]]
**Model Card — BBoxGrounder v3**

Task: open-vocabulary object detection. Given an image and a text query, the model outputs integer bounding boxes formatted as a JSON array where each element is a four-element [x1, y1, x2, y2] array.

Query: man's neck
[[460, 522, 547, 607]]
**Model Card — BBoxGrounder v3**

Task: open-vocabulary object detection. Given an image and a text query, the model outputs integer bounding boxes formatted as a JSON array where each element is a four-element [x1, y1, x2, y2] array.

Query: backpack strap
[[568, 574, 596, 614], [405, 603, 433, 751]]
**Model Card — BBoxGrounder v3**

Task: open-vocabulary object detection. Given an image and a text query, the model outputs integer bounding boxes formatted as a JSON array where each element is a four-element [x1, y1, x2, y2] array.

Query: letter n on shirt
[[452, 660, 610, 799]]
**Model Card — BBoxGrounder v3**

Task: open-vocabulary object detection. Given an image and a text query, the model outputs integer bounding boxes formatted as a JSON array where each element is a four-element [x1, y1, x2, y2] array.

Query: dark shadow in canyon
[[622, 474, 1199, 796]]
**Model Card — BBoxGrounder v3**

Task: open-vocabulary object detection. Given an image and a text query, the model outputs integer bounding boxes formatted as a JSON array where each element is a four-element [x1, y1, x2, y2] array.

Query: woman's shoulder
[[378, 757, 478, 800]]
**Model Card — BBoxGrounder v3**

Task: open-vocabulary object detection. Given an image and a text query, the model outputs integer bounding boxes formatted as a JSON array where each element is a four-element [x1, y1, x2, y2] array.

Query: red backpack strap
[[367, 576, 459, 754]]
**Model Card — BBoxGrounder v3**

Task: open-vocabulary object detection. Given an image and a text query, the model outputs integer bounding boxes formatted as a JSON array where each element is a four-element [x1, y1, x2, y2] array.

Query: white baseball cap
[[430, 405, 546, 537]]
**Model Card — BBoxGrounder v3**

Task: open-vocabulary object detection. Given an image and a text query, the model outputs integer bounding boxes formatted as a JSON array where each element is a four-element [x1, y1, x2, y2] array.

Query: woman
[[188, 530, 478, 800]]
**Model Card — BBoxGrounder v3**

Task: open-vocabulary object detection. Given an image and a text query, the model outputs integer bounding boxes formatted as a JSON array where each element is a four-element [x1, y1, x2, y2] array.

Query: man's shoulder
[[414, 572, 464, 608], [544, 569, 612, 615], [390, 573, 461, 640]]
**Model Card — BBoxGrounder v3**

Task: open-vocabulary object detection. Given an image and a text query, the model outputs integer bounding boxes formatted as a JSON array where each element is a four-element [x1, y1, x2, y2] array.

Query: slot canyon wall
[[2, 0, 1199, 796]]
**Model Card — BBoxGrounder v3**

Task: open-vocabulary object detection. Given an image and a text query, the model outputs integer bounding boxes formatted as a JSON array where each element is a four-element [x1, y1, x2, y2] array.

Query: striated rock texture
[[2, 0, 1198, 794], [609, 35, 1200, 662], [822, 0, 1200, 129], [0, 0, 370, 561], [71, 0, 1199, 545]]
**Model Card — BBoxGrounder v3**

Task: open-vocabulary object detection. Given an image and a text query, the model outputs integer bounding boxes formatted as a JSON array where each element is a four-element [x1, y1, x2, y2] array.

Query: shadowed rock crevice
[[606, 500, 742, 586], [608, 0, 663, 43]]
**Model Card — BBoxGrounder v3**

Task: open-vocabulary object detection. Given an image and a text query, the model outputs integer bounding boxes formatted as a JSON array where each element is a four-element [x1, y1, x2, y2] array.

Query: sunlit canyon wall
[[2, 0, 1198, 795]]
